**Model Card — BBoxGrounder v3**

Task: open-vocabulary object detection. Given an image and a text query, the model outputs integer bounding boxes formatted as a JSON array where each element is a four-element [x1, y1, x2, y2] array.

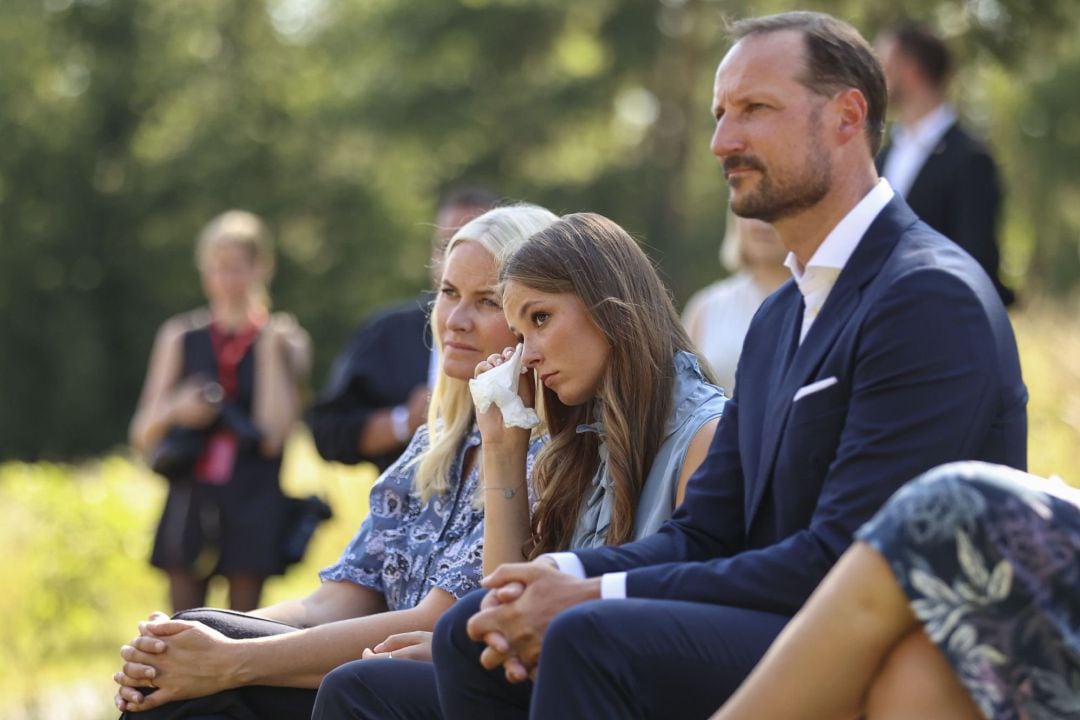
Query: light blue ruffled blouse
[[569, 351, 727, 549]]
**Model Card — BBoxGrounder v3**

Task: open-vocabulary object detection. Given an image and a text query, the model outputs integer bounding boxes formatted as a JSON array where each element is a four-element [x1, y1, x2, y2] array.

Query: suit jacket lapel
[[746, 197, 917, 526], [751, 294, 802, 503]]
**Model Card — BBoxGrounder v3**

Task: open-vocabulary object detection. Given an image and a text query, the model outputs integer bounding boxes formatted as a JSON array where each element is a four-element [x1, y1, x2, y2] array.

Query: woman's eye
[[440, 287, 458, 298], [533, 311, 549, 327], [481, 297, 501, 309]]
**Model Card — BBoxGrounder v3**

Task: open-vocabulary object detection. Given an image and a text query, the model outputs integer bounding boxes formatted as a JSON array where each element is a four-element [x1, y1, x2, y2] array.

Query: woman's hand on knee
[[362, 630, 435, 662]]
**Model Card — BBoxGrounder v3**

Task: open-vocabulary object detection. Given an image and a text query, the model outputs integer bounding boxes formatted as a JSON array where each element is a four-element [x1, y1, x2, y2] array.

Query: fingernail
[[147, 669, 156, 678]]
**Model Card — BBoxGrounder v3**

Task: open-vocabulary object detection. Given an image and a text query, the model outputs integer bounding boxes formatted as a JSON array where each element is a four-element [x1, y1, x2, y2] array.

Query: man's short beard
[[730, 108, 832, 223]]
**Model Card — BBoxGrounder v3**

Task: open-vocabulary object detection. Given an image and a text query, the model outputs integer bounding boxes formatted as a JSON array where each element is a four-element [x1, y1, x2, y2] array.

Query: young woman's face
[[502, 280, 611, 406], [200, 243, 258, 308], [435, 241, 518, 381]]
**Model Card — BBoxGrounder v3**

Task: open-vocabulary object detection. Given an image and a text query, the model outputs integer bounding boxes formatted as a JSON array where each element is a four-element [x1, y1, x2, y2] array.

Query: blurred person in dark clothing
[[309, 187, 498, 472], [876, 24, 1016, 306], [130, 210, 311, 613]]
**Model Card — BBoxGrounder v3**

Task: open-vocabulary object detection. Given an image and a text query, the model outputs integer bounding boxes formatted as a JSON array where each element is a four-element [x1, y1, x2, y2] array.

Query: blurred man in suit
[[876, 24, 1015, 306]]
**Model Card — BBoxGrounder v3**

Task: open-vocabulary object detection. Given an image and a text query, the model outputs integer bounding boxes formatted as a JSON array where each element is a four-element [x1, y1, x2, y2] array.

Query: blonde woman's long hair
[[501, 213, 717, 557], [413, 203, 559, 499]]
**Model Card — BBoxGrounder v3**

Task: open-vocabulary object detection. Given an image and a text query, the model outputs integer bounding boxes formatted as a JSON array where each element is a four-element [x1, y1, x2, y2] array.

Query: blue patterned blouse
[[320, 423, 544, 611]]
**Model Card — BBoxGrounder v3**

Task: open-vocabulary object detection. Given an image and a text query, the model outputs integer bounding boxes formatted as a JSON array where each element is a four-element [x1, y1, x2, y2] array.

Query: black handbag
[[149, 399, 263, 482], [149, 427, 205, 481], [281, 495, 333, 566]]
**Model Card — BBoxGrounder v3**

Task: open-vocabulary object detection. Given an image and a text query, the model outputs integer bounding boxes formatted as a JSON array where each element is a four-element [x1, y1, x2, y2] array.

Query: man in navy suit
[[316, 12, 1026, 720], [428, 12, 1028, 720], [875, 24, 1015, 306]]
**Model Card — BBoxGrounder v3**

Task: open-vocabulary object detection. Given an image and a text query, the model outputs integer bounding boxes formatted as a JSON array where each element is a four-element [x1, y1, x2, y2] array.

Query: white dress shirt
[[548, 179, 895, 599], [881, 103, 956, 198], [784, 179, 895, 343]]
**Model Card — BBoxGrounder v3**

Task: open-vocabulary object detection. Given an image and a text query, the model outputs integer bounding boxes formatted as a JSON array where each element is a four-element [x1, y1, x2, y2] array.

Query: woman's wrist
[[479, 434, 531, 454], [222, 637, 256, 686]]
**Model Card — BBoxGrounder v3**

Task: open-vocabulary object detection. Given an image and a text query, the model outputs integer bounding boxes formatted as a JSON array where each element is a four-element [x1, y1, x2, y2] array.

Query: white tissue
[[469, 343, 541, 429]]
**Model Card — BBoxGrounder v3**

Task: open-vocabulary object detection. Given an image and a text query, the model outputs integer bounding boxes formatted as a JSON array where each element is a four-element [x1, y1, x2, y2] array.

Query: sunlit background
[[1, 0, 1078, 716]]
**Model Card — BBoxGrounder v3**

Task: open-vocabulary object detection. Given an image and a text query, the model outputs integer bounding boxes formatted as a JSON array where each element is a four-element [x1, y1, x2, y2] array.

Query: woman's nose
[[521, 337, 541, 368], [446, 302, 472, 332]]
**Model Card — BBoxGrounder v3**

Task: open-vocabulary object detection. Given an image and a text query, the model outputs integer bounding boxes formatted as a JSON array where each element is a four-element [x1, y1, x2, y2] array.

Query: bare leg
[[713, 543, 917, 720], [866, 630, 985, 720], [168, 569, 209, 612], [226, 574, 265, 612]]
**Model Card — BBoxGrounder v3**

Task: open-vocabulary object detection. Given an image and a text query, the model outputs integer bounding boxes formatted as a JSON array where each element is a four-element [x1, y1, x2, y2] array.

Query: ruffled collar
[[573, 400, 612, 548]]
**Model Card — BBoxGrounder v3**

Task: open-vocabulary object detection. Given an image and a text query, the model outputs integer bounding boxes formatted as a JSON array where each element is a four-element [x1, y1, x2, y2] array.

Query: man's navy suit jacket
[[572, 196, 1027, 617], [877, 123, 1014, 305]]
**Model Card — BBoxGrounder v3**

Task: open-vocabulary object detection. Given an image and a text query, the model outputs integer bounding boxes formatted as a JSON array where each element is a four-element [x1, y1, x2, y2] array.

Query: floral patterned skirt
[[857, 461, 1080, 720]]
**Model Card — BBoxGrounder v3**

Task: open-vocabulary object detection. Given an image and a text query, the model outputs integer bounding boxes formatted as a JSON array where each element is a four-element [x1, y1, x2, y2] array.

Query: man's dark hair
[[730, 11, 888, 155], [889, 23, 953, 90], [438, 185, 500, 213]]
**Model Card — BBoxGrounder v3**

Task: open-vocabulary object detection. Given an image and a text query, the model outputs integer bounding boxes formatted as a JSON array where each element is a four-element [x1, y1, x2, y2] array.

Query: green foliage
[[2, 0, 1079, 461]]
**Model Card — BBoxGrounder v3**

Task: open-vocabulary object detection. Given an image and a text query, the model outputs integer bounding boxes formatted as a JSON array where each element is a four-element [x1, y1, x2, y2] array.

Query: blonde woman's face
[[502, 280, 610, 406], [200, 243, 259, 307], [435, 241, 518, 381]]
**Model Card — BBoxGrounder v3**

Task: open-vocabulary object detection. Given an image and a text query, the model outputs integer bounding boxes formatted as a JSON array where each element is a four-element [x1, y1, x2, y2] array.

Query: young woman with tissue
[[113, 204, 558, 720], [476, 211, 727, 570], [309, 212, 726, 720]]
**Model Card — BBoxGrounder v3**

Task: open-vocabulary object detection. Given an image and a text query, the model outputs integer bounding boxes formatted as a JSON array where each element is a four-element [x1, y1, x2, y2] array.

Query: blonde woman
[[129, 210, 310, 614], [682, 211, 788, 394], [115, 205, 557, 720], [311, 212, 726, 719]]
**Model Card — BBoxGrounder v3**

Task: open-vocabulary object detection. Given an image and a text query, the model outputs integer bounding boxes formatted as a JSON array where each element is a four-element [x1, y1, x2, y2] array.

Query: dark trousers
[[118, 609, 316, 720], [434, 588, 791, 720], [313, 659, 441, 720]]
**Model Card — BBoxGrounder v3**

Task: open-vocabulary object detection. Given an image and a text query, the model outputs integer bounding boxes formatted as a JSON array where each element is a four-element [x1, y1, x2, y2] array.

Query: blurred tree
[[0, 0, 1077, 460]]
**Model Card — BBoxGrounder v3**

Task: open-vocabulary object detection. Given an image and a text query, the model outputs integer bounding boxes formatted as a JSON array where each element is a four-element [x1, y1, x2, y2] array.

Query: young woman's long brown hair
[[502, 213, 716, 557]]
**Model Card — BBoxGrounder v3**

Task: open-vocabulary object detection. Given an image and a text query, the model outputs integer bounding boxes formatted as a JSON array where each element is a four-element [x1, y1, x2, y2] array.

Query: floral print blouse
[[320, 422, 544, 611]]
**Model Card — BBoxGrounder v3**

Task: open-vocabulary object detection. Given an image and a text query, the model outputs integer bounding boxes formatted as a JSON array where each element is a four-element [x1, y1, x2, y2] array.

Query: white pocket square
[[793, 376, 838, 402]]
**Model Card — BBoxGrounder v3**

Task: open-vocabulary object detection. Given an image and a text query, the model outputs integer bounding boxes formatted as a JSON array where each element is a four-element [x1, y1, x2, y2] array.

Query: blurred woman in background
[[683, 212, 788, 394], [129, 210, 310, 613]]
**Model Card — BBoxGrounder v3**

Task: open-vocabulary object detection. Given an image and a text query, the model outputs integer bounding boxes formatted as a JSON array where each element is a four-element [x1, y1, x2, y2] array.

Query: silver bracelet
[[483, 486, 520, 499]]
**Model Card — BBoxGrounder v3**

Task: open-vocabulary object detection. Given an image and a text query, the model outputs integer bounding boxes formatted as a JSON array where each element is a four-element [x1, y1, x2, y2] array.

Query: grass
[[0, 300, 1077, 719], [0, 433, 376, 720]]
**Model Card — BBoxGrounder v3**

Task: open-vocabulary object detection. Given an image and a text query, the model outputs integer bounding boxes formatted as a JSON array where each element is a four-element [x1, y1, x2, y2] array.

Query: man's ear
[[832, 88, 869, 147]]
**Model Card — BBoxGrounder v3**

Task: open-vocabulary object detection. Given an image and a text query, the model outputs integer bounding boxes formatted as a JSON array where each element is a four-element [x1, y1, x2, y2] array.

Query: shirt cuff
[[544, 552, 586, 579], [600, 572, 628, 599]]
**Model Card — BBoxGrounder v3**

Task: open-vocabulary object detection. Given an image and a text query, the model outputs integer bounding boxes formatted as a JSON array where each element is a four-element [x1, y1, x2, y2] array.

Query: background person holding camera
[[129, 209, 311, 613]]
